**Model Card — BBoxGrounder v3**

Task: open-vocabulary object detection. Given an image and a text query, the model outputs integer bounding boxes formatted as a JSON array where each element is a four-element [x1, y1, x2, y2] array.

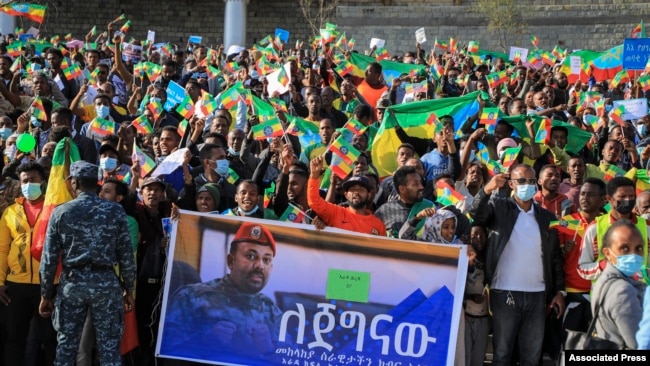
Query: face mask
[[515, 184, 536, 201], [99, 157, 118, 171], [4, 144, 16, 160], [613, 254, 644, 277], [150, 97, 161, 105], [615, 199, 635, 215], [605, 104, 613, 112], [227, 147, 240, 157], [0, 127, 11, 140], [641, 213, 650, 220], [21, 182, 42, 200], [214, 159, 229, 177], [95, 105, 110, 119], [239, 205, 259, 216], [30, 116, 41, 128]]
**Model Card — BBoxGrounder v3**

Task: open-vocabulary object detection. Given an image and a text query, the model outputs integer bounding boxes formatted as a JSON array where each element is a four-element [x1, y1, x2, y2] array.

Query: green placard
[[325, 269, 370, 303]]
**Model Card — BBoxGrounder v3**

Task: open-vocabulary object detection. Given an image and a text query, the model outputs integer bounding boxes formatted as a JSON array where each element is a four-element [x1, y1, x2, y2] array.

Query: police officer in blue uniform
[[39, 160, 136, 366]]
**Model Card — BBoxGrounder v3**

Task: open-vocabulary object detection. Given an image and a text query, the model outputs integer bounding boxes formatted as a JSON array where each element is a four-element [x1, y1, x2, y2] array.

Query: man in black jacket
[[469, 164, 565, 366]]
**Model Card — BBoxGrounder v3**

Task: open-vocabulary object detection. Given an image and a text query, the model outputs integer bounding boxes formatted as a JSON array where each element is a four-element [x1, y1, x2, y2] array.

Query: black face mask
[[615, 199, 635, 215]]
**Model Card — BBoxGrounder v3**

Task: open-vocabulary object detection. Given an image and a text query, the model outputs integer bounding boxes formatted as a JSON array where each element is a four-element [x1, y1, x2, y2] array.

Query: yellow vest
[[595, 213, 648, 263]]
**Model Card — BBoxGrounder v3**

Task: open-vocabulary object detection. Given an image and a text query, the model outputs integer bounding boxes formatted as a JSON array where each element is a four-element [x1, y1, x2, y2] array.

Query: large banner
[[156, 211, 469, 366]]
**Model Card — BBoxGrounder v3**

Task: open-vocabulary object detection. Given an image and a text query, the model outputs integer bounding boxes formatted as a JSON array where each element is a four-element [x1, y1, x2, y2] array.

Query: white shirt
[[492, 203, 545, 292]]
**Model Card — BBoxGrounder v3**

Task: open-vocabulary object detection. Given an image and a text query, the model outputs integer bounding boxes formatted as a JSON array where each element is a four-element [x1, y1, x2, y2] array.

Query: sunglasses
[[512, 178, 537, 185]]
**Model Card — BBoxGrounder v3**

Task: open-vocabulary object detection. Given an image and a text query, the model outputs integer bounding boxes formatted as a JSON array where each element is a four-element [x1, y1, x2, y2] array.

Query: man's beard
[[349, 199, 367, 210]]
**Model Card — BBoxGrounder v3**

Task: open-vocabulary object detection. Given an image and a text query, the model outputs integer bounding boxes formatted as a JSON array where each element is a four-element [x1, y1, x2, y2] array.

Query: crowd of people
[[1, 14, 650, 366]]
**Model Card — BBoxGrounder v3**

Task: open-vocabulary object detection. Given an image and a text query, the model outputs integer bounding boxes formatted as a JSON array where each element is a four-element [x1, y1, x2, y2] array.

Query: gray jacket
[[592, 264, 645, 349]]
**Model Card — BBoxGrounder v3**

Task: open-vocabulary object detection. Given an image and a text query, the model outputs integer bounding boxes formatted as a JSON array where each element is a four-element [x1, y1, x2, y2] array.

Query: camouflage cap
[[66, 161, 98, 180], [231, 222, 276, 256]]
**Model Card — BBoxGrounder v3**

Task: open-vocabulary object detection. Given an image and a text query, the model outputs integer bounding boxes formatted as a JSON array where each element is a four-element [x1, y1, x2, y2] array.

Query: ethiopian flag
[[31, 138, 80, 260], [252, 118, 283, 140], [558, 45, 624, 84], [436, 181, 464, 207], [0, 3, 46, 23]]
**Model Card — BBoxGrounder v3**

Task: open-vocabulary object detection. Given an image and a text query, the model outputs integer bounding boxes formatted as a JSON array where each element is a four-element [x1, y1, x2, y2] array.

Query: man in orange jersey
[[308, 156, 386, 235]]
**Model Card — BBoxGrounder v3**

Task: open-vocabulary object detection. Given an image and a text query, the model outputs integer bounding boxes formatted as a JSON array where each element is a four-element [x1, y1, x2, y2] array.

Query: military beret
[[231, 222, 276, 256]]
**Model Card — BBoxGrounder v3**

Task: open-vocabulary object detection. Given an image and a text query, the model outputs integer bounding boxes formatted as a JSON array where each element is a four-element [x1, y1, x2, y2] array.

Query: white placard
[[370, 38, 385, 49], [26, 26, 39, 36], [266, 62, 292, 96], [54, 74, 65, 91], [508, 46, 529, 62], [147, 30, 156, 43], [613, 98, 649, 121], [415, 28, 427, 44], [569, 56, 582, 75]]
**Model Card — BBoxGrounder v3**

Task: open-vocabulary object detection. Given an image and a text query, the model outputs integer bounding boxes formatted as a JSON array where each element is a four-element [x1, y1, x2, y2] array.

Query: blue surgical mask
[[95, 105, 110, 119], [30, 116, 41, 128], [150, 97, 161, 105], [605, 104, 613, 112], [21, 182, 42, 200], [214, 159, 229, 177], [239, 205, 259, 216], [227, 147, 240, 157], [613, 254, 644, 277], [515, 184, 536, 201], [99, 157, 118, 171], [0, 127, 11, 140]]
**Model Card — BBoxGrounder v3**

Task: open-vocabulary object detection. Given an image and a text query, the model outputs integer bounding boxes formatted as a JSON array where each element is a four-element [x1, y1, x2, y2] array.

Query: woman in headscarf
[[421, 208, 464, 244]]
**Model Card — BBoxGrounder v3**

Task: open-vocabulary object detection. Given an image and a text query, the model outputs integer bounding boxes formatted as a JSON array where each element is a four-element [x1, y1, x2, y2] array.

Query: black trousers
[[135, 279, 163, 366], [3, 281, 57, 366]]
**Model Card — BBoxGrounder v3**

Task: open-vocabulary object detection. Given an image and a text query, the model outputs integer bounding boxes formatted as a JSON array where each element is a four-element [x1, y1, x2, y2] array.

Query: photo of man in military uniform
[[161, 222, 282, 363]]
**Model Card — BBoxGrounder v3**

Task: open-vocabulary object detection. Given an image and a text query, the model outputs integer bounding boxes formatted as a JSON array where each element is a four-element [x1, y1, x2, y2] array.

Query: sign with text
[[415, 28, 427, 44], [623, 38, 650, 70], [163, 80, 186, 112], [613, 98, 649, 121], [157, 212, 468, 366], [509, 46, 529, 62]]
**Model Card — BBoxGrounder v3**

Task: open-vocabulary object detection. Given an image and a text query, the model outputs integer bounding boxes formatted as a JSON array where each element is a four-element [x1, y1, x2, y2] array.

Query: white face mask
[[4, 144, 16, 160]]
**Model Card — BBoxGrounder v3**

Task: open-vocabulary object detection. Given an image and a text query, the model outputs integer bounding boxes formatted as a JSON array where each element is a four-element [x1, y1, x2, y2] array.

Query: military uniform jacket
[[161, 274, 283, 361], [40, 192, 136, 298]]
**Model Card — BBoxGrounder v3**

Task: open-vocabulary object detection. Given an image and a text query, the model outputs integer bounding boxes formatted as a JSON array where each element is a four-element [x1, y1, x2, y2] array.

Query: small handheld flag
[[132, 115, 153, 135], [328, 137, 360, 165], [535, 117, 551, 144], [436, 181, 465, 207], [480, 107, 499, 126], [279, 203, 305, 223]]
